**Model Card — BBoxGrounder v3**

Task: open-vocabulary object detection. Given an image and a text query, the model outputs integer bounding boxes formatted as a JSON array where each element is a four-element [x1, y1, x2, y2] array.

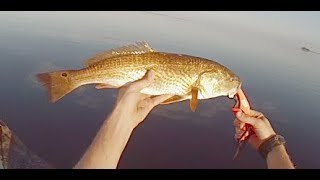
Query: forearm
[[74, 107, 134, 169], [266, 145, 295, 169]]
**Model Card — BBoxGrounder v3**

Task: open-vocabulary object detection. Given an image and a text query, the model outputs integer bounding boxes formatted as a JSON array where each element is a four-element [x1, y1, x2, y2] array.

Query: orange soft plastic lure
[[232, 88, 255, 159]]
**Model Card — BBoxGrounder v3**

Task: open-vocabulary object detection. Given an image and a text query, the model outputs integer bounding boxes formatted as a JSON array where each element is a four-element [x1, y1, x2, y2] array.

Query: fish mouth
[[227, 82, 242, 99], [228, 89, 238, 99]]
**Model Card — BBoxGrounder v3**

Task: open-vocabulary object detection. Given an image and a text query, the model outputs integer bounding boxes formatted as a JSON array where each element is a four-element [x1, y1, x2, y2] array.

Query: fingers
[[235, 127, 245, 139], [234, 119, 246, 140], [138, 94, 173, 111], [151, 94, 174, 107], [235, 128, 250, 141], [235, 126, 243, 135], [248, 109, 265, 118], [233, 118, 246, 130], [243, 131, 249, 140], [233, 96, 239, 108], [139, 93, 152, 100], [126, 70, 155, 91], [236, 111, 260, 126]]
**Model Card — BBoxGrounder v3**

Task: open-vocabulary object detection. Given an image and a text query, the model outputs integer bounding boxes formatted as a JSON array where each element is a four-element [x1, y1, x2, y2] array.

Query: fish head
[[214, 71, 242, 99], [199, 69, 241, 99]]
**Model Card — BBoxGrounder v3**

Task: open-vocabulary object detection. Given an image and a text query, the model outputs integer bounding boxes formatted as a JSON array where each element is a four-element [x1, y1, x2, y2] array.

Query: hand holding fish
[[74, 71, 172, 169], [233, 110, 295, 169], [112, 70, 173, 129], [234, 110, 276, 149]]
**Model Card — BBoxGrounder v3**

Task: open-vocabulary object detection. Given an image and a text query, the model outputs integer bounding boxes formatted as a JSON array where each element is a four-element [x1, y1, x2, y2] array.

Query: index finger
[[249, 109, 265, 118], [151, 94, 174, 107], [233, 118, 245, 129]]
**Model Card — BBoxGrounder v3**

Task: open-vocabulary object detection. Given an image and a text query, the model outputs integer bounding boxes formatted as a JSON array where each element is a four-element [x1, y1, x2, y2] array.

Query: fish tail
[[36, 70, 78, 103]]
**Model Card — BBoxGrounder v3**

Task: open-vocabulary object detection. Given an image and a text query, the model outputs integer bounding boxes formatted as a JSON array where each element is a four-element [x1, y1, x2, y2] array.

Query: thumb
[[236, 112, 258, 126], [127, 70, 154, 91]]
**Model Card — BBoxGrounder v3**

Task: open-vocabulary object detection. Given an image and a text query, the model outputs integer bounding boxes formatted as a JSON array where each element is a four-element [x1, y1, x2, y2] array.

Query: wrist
[[259, 130, 276, 142], [108, 107, 135, 132], [265, 143, 295, 169], [268, 144, 286, 156], [258, 134, 286, 159]]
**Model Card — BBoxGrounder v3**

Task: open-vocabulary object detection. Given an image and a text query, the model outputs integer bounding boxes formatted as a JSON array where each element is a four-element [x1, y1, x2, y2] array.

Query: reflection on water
[[0, 11, 320, 168]]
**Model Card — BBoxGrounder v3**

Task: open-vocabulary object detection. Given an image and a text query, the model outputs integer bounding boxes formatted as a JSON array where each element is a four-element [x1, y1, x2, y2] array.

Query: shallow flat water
[[0, 11, 319, 168]]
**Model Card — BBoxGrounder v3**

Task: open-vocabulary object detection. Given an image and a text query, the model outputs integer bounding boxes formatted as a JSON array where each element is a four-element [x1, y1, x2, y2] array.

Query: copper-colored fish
[[36, 42, 241, 111]]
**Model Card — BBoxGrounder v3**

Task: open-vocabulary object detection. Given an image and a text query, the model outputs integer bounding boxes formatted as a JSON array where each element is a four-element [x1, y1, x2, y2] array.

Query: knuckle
[[257, 113, 265, 119]]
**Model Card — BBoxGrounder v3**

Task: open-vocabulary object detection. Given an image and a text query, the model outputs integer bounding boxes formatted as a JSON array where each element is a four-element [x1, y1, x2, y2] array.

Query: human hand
[[112, 70, 173, 129], [233, 110, 276, 149]]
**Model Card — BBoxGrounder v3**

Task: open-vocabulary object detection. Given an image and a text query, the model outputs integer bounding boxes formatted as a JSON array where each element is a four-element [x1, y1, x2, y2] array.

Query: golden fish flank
[[36, 41, 241, 112]]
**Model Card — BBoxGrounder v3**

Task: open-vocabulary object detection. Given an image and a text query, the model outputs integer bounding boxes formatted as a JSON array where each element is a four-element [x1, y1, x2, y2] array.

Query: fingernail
[[236, 111, 242, 118]]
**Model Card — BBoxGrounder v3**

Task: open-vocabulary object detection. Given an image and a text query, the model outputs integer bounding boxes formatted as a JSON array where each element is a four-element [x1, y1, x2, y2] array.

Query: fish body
[[37, 42, 241, 111]]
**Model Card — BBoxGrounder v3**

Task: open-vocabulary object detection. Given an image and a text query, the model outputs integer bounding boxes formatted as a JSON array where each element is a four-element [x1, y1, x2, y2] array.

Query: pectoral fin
[[190, 87, 199, 112]]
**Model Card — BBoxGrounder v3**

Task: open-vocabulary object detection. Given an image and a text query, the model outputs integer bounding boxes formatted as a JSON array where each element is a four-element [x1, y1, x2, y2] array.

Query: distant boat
[[301, 47, 320, 55], [301, 47, 311, 52]]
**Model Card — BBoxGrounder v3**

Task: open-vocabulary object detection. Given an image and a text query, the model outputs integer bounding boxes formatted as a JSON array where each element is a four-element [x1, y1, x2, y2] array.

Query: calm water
[[0, 11, 320, 169]]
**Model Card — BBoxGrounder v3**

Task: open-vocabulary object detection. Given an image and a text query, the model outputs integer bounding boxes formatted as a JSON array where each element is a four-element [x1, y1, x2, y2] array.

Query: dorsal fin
[[84, 41, 156, 67]]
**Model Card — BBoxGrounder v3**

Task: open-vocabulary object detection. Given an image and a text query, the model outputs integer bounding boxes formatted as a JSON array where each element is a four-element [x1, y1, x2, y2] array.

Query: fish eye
[[61, 73, 68, 77]]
